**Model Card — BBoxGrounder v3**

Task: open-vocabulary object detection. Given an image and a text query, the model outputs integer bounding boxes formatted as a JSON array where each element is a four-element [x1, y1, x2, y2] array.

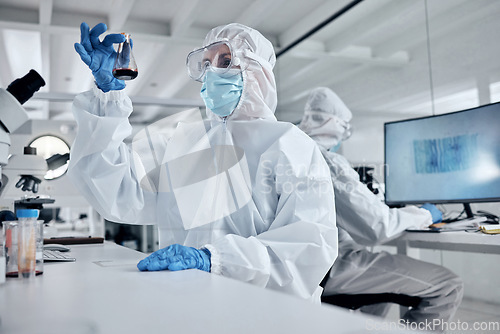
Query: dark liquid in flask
[[113, 69, 138, 80]]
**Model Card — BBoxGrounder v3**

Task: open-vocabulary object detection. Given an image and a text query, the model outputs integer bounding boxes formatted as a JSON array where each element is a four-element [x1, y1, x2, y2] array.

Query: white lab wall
[[341, 114, 395, 179]]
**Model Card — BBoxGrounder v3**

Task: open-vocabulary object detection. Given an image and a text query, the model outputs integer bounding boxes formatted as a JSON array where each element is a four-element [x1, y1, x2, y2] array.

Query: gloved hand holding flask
[[74, 22, 126, 92], [137, 244, 211, 272]]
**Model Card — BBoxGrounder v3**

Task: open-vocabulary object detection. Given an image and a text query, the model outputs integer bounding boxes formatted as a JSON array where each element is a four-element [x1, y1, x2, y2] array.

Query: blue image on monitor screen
[[413, 134, 478, 174], [384, 102, 500, 205]]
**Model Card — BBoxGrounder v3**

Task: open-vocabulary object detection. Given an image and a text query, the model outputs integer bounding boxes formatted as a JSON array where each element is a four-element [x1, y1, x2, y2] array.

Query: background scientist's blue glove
[[137, 244, 211, 272], [74, 22, 126, 92], [421, 203, 443, 224]]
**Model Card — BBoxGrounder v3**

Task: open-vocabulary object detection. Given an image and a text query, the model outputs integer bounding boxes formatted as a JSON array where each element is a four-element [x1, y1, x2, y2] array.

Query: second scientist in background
[[298, 87, 464, 322]]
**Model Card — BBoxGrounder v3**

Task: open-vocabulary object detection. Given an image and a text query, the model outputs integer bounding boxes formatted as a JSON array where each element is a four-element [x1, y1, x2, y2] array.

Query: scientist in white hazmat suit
[[69, 22, 338, 301], [298, 87, 464, 321]]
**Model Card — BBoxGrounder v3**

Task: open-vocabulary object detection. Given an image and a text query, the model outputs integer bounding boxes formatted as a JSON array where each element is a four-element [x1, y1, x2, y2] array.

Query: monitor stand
[[463, 203, 474, 219]]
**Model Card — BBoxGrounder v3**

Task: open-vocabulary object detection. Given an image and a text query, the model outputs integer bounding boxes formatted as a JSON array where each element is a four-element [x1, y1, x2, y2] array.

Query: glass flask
[[113, 33, 138, 80]]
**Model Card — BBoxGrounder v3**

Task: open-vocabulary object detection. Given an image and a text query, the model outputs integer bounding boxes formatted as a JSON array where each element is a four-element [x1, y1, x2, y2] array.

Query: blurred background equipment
[[0, 70, 47, 198], [353, 166, 379, 195]]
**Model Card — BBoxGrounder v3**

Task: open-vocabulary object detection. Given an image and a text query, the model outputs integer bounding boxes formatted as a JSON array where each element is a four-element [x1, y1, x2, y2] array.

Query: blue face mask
[[200, 70, 243, 117], [329, 142, 341, 152]]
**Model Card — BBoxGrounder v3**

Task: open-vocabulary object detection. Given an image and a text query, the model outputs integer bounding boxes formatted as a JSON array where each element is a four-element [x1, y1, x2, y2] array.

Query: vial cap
[[16, 209, 39, 218]]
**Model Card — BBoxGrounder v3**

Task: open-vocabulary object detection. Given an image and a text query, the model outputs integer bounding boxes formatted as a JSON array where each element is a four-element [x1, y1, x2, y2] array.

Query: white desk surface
[[388, 230, 500, 254], [0, 242, 406, 334]]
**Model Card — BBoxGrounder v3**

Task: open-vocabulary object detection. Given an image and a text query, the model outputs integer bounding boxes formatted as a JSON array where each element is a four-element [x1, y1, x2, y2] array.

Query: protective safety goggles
[[186, 40, 243, 82], [302, 111, 352, 140]]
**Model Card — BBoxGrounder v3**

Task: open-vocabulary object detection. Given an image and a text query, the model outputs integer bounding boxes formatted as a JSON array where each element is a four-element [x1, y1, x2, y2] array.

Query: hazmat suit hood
[[202, 23, 277, 121], [298, 87, 352, 150]]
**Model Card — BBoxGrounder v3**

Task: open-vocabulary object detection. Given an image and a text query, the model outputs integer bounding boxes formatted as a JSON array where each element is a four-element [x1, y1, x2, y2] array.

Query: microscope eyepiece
[[6, 69, 45, 105]]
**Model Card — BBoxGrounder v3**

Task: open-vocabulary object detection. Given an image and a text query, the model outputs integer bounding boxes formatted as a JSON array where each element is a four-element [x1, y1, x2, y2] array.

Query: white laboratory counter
[[0, 242, 407, 334], [388, 230, 500, 255]]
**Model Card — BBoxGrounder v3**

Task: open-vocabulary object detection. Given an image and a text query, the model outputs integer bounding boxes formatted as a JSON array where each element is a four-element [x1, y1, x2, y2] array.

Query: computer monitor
[[384, 102, 500, 217]]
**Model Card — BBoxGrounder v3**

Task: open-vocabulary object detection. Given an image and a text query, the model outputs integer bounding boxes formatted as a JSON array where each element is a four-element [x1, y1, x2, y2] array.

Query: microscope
[[0, 70, 51, 210]]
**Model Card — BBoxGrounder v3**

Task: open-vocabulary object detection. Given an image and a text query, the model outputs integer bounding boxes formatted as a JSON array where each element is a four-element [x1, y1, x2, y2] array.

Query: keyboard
[[407, 216, 488, 233], [43, 250, 76, 262]]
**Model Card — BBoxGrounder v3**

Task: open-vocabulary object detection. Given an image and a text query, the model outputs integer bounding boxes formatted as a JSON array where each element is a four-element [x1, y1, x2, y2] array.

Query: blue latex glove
[[421, 203, 443, 224], [137, 244, 211, 272], [74, 22, 126, 92]]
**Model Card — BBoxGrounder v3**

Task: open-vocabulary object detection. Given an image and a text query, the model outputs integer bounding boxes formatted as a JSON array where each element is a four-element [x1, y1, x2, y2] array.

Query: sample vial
[[113, 33, 138, 80], [16, 209, 43, 277], [2, 220, 18, 277]]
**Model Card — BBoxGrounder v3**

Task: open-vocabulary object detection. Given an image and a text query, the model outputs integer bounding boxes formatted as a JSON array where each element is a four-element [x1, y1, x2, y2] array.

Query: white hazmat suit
[[298, 87, 463, 321], [68, 24, 338, 301]]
